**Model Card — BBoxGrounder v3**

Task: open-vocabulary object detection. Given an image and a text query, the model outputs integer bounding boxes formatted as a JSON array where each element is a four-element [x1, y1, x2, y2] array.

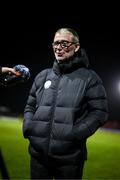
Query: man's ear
[[75, 43, 80, 52]]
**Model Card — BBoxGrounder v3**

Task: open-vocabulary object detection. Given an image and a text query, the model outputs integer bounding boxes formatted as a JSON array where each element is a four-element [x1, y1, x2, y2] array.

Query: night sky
[[0, 4, 120, 121]]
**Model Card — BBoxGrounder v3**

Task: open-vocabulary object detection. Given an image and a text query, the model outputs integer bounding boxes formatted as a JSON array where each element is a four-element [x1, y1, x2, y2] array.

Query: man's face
[[52, 32, 80, 62]]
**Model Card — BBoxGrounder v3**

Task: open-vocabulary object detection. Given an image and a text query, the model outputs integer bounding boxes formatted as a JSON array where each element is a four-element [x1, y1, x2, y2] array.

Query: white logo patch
[[44, 80, 51, 89]]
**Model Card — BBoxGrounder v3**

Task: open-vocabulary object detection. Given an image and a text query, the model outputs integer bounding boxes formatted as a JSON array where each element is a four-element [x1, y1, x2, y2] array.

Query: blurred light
[[118, 81, 120, 93]]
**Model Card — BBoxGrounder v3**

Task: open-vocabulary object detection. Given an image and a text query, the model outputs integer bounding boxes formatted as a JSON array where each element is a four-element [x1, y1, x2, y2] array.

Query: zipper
[[47, 74, 61, 154]]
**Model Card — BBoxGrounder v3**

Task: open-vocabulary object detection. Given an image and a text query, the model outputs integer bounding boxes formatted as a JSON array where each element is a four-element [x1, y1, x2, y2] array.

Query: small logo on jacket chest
[[44, 80, 51, 89]]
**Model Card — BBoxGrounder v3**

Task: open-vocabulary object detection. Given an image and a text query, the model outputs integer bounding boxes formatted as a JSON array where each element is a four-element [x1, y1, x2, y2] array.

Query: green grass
[[0, 117, 120, 179], [0, 117, 30, 179], [83, 129, 120, 179]]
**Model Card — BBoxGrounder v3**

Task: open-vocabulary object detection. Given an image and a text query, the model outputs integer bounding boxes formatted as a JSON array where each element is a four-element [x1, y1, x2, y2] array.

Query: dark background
[[0, 3, 120, 121]]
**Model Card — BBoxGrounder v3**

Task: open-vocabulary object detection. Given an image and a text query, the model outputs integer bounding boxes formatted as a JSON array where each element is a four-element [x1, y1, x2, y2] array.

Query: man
[[23, 28, 108, 179]]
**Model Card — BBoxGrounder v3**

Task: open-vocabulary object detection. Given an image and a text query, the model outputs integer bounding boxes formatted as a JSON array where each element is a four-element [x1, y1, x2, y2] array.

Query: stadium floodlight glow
[[118, 81, 120, 93]]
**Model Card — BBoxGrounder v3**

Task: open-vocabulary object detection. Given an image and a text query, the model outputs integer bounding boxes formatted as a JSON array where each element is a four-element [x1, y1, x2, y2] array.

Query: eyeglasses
[[52, 40, 76, 49]]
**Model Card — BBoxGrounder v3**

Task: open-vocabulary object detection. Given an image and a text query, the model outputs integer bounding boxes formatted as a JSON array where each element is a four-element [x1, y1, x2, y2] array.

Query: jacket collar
[[53, 48, 89, 75]]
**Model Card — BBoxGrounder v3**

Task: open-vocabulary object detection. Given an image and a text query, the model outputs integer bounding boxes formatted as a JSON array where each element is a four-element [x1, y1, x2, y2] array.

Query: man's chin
[[56, 56, 66, 61]]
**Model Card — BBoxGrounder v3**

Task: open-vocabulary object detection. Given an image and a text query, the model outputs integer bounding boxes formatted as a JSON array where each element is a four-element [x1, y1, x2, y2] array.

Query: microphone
[[2, 65, 30, 86]]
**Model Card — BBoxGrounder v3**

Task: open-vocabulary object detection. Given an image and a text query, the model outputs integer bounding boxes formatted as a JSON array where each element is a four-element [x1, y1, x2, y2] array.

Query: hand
[[1, 65, 30, 86], [2, 67, 21, 76]]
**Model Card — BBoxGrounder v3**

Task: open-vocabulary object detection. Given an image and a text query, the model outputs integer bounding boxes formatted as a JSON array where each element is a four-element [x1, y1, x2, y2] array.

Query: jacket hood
[[53, 48, 89, 74]]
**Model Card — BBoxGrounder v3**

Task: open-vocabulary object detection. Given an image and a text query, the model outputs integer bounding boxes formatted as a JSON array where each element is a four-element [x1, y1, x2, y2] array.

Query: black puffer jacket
[[23, 49, 108, 165]]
